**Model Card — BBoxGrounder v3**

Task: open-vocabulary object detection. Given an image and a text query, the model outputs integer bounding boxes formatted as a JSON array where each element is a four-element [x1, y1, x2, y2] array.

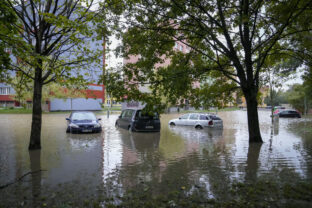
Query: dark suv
[[115, 109, 160, 132]]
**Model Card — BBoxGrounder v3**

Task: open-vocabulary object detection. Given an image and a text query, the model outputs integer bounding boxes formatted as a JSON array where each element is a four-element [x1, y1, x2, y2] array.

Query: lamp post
[[103, 36, 110, 118]]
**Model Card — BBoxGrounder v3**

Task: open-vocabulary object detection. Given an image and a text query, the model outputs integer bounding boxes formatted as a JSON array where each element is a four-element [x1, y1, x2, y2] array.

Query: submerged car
[[273, 109, 301, 118], [169, 113, 223, 129], [115, 109, 160, 132], [66, 111, 102, 133]]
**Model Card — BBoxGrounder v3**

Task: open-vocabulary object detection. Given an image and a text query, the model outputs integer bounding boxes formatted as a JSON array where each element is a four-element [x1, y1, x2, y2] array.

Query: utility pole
[[304, 94, 307, 116], [103, 36, 109, 118], [270, 73, 274, 123]]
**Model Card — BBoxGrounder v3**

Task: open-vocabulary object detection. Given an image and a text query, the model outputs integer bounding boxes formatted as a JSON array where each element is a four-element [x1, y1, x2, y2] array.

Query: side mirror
[[66, 118, 70, 121], [179, 117, 181, 120]]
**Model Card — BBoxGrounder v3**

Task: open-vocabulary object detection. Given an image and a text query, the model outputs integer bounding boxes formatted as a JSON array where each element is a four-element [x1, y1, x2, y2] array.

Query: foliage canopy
[[105, 0, 312, 142]]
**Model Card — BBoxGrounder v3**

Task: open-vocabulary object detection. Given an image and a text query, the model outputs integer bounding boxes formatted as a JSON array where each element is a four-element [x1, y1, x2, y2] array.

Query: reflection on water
[[29, 150, 41, 206], [0, 111, 312, 206]]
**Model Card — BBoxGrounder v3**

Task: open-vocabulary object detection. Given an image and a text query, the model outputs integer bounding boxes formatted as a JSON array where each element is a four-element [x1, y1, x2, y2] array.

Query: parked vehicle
[[66, 111, 102, 133], [274, 109, 301, 118], [168, 113, 223, 129], [115, 109, 161, 132]]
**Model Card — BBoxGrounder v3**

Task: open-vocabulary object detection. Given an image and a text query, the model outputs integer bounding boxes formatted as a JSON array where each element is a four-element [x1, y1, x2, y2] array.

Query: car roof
[[280, 109, 297, 112], [71, 111, 95, 113], [188, 113, 219, 117], [70, 111, 96, 115]]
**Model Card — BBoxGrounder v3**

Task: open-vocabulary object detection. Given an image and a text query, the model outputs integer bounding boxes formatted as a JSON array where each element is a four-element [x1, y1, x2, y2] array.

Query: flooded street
[[1, 110, 312, 207]]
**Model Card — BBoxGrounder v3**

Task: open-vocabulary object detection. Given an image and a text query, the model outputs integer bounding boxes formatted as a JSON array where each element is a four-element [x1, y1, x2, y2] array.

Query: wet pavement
[[0, 110, 312, 206]]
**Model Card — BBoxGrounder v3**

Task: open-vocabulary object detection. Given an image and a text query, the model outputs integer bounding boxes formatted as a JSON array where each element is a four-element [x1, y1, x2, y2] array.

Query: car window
[[125, 110, 134, 118], [72, 112, 96, 121], [200, 115, 208, 120], [121, 110, 127, 118], [135, 110, 159, 120], [180, 114, 189, 119], [189, 114, 199, 120]]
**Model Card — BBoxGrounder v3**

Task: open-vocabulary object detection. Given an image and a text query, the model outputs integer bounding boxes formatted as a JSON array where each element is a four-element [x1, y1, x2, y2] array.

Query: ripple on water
[[1, 111, 312, 205]]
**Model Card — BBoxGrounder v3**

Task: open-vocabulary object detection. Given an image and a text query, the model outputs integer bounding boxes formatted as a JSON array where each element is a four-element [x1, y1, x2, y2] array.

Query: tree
[[260, 56, 300, 120], [5, 0, 106, 150], [0, 0, 18, 82], [263, 89, 287, 107], [285, 83, 311, 114], [106, 0, 312, 143]]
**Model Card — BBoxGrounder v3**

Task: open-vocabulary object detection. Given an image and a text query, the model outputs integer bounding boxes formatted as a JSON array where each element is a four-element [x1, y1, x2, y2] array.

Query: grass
[[0, 107, 32, 114], [3, 180, 309, 208], [102, 106, 122, 111]]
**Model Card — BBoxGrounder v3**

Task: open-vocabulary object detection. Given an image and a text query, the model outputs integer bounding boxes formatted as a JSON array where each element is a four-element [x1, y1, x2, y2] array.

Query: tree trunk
[[244, 90, 263, 143], [29, 67, 43, 150]]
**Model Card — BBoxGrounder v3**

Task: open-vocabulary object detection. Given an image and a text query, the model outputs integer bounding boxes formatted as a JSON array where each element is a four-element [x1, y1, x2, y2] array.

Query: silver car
[[168, 113, 223, 129]]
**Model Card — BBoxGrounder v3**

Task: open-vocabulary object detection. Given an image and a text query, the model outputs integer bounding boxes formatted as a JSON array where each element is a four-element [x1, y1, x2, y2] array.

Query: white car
[[168, 113, 223, 129]]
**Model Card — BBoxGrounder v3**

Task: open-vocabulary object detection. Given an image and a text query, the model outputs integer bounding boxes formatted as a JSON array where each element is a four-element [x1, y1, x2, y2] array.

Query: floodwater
[[0, 110, 312, 207]]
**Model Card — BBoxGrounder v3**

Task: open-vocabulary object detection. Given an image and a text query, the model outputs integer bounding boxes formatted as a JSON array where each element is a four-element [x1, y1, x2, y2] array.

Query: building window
[[0, 87, 11, 95], [175, 42, 178, 48]]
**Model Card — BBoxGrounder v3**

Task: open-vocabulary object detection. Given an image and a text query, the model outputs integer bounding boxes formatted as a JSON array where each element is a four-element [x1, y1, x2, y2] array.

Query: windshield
[[210, 115, 221, 120], [71, 112, 96, 121], [135, 110, 159, 120]]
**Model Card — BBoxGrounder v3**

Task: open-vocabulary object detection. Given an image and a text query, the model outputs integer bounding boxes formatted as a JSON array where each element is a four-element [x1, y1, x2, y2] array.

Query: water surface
[[0, 110, 311, 206]]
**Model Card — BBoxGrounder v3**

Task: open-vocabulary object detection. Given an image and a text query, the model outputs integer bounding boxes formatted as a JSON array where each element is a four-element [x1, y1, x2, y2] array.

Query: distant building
[[0, 83, 16, 108], [0, 2, 106, 111], [0, 82, 105, 111], [49, 84, 105, 111]]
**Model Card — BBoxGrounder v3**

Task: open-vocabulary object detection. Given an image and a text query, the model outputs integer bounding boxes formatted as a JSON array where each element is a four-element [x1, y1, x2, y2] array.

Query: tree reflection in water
[[29, 150, 42, 206], [0, 112, 312, 207], [245, 143, 262, 182]]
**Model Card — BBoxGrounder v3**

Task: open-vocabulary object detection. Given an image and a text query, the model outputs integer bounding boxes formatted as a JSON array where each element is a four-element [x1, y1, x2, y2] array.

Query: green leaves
[[285, 83, 311, 113], [0, 0, 17, 80]]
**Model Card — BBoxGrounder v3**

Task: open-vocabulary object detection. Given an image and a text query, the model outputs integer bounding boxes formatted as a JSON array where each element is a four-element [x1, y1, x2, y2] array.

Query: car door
[[188, 114, 199, 126], [290, 110, 298, 118], [199, 114, 209, 127], [118, 110, 127, 128], [125, 109, 135, 128], [177, 114, 190, 125], [279, 111, 287, 117]]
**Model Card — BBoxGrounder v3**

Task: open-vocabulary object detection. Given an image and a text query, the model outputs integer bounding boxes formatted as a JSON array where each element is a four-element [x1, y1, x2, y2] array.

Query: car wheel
[[169, 122, 176, 126], [195, 125, 203, 130], [66, 127, 70, 133]]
